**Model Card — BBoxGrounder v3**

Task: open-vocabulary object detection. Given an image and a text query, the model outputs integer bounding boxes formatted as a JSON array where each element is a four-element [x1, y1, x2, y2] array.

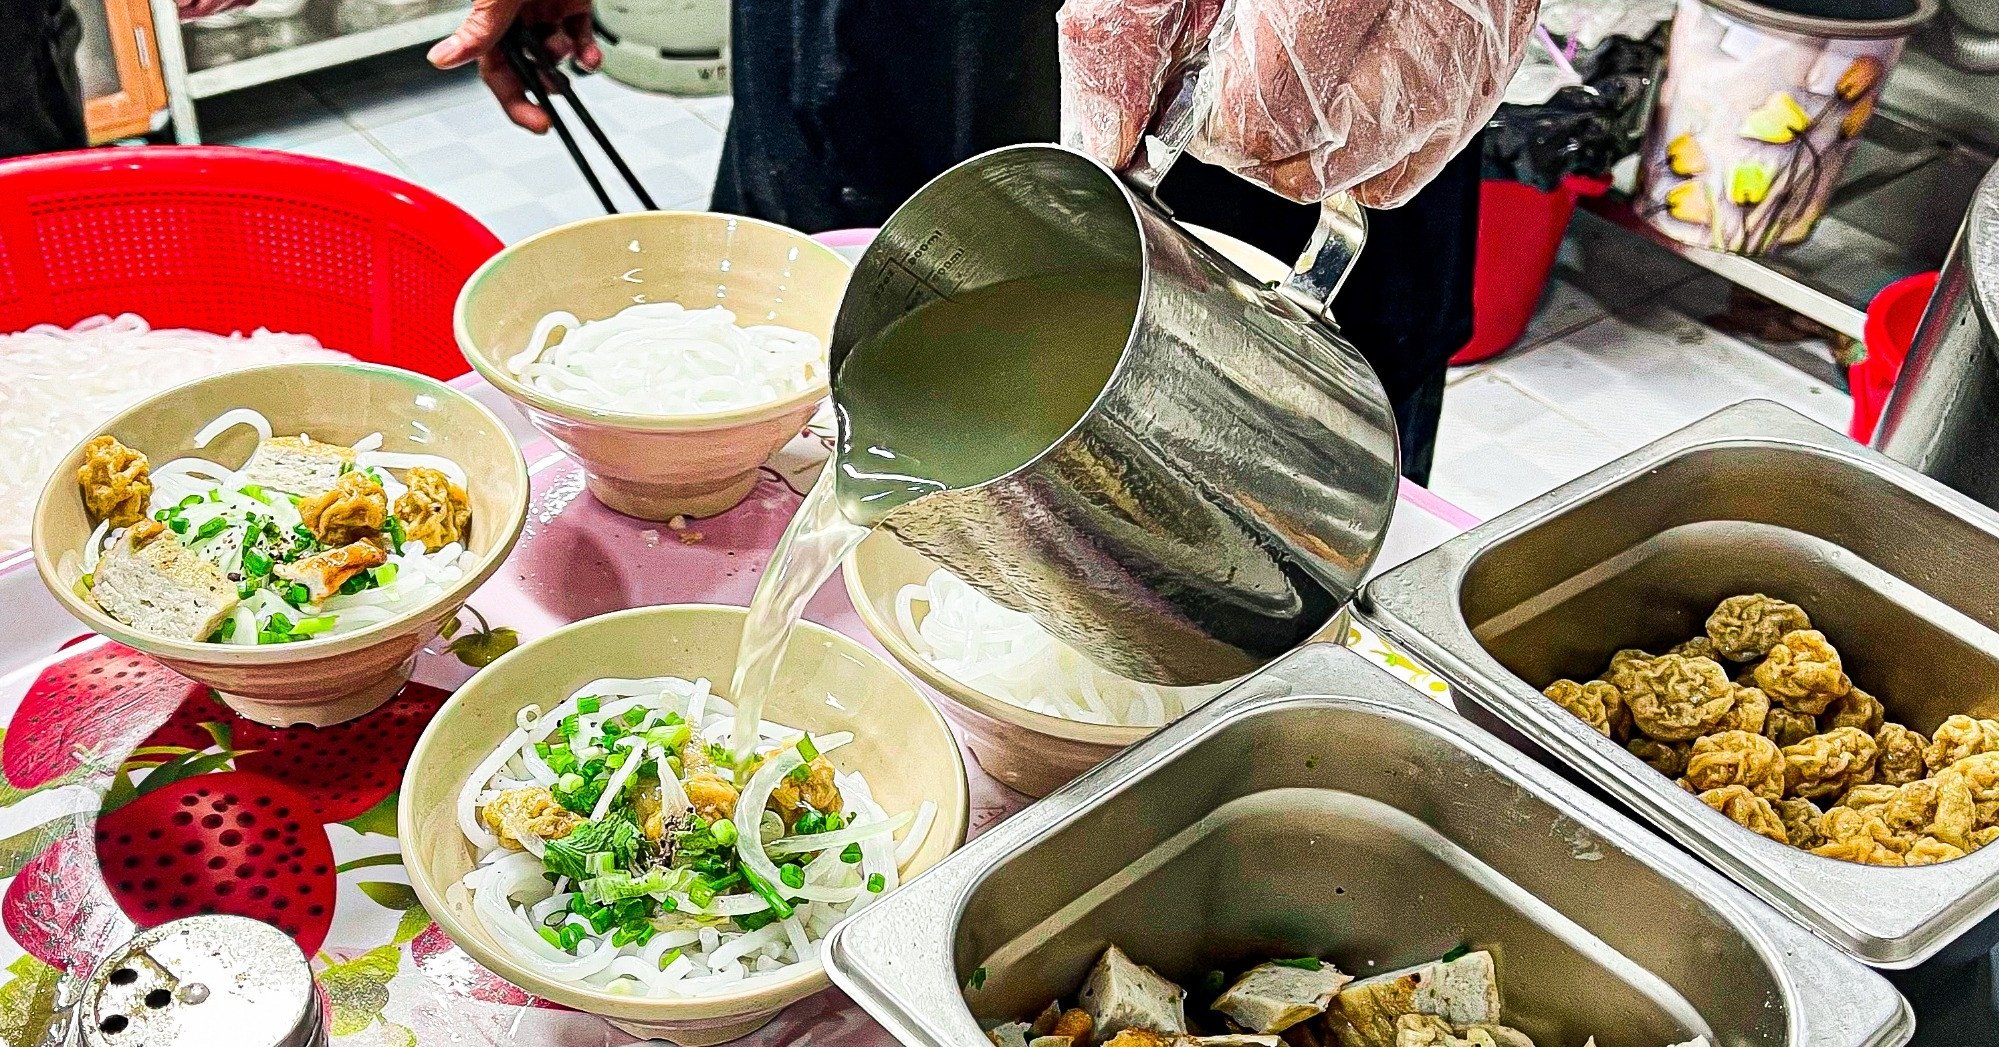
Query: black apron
[[0, 0, 88, 160], [713, 0, 1477, 483]]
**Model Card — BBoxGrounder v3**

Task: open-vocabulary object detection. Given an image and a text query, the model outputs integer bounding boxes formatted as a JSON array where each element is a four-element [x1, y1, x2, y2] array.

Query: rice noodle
[[457, 674, 927, 999], [0, 313, 345, 556], [507, 302, 824, 416], [899, 569, 1224, 726]]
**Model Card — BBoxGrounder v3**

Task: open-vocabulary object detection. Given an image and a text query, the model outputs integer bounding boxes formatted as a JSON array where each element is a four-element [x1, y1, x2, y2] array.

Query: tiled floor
[[198, 47, 1855, 524]]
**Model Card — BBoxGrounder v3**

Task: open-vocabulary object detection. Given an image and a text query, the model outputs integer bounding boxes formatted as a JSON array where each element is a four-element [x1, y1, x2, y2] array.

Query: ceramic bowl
[[455, 212, 850, 521], [399, 604, 969, 1045], [31, 362, 529, 726], [841, 530, 1145, 796]]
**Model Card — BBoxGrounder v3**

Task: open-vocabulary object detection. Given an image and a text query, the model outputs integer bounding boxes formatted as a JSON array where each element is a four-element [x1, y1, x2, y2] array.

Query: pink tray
[[0, 373, 1472, 1046]]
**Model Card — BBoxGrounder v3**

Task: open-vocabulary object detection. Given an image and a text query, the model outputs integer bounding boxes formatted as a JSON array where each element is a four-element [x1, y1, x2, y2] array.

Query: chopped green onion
[[742, 868, 795, 920], [658, 948, 683, 971], [194, 517, 229, 541], [710, 819, 737, 847], [796, 734, 819, 763], [557, 924, 585, 951], [218, 617, 237, 642], [384, 516, 406, 552], [240, 484, 271, 504], [787, 763, 811, 783], [605, 752, 628, 770], [866, 873, 885, 893], [291, 615, 337, 637], [793, 812, 824, 836], [534, 741, 553, 760], [178, 495, 204, 509], [621, 707, 647, 727], [242, 549, 272, 577], [644, 724, 691, 750], [545, 749, 577, 774], [1271, 957, 1323, 970], [779, 864, 804, 889], [686, 877, 717, 908], [337, 571, 373, 596], [557, 772, 585, 793], [578, 696, 601, 714], [840, 843, 862, 864], [734, 909, 778, 932], [267, 613, 294, 635], [586, 906, 615, 933], [207, 490, 221, 503], [371, 563, 398, 586], [569, 895, 595, 914], [167, 518, 189, 535], [286, 582, 311, 606], [538, 926, 563, 950], [560, 715, 580, 739]]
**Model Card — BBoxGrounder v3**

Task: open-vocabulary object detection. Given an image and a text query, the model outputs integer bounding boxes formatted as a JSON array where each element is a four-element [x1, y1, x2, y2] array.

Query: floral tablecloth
[[0, 385, 1468, 1047]]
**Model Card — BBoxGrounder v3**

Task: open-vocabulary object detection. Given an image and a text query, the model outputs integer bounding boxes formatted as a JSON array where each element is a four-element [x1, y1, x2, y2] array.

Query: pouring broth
[[726, 272, 1138, 757]]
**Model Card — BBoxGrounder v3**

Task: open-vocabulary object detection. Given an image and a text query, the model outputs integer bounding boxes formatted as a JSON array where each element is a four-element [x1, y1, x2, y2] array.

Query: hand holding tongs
[[498, 23, 657, 214]]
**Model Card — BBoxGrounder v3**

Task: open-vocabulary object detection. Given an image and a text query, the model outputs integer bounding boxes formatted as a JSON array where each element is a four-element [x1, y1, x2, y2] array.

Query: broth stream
[[726, 274, 1135, 758]]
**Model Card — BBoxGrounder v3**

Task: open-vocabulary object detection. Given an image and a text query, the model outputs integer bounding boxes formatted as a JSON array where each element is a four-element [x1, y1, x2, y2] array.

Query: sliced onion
[[194, 408, 273, 447]]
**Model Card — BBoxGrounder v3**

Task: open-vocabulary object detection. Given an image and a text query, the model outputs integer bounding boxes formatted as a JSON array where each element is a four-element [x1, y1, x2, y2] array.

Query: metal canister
[[1872, 157, 1999, 511], [829, 75, 1400, 687], [77, 915, 324, 1047]]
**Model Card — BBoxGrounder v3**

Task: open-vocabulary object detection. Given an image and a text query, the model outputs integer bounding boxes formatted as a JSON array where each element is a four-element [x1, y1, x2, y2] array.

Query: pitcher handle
[[1118, 65, 1368, 327]]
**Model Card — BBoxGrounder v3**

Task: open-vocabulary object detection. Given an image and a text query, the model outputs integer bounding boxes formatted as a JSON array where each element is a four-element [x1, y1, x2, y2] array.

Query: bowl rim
[[454, 211, 849, 434], [29, 360, 531, 663], [841, 533, 1149, 748], [399, 602, 971, 1018]]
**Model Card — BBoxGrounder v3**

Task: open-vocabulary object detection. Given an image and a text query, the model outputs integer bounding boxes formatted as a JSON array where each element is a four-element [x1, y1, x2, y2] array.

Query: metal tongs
[[498, 23, 657, 214]]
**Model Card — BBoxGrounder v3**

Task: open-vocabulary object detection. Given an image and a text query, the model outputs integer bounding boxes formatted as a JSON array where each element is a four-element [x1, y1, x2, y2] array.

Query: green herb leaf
[[1270, 957, 1323, 970], [966, 966, 988, 991], [357, 881, 420, 911], [541, 815, 643, 881]]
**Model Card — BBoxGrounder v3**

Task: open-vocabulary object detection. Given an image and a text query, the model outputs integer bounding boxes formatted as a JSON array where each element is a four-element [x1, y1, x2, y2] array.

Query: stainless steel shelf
[[1585, 110, 1992, 344], [184, 7, 467, 99]]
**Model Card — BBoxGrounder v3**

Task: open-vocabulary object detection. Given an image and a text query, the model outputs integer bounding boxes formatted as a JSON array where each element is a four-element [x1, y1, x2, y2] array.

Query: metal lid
[[1969, 157, 1999, 335], [80, 915, 324, 1047], [1701, 0, 1940, 39]]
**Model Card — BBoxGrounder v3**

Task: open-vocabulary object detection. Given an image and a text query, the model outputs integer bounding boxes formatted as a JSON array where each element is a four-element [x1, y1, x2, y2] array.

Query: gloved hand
[[429, 0, 602, 133], [1059, 0, 1537, 207]]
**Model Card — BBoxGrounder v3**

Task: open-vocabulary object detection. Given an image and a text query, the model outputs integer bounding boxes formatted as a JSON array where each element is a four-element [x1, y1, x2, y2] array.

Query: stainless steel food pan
[[1360, 399, 1999, 969], [824, 643, 1910, 1047]]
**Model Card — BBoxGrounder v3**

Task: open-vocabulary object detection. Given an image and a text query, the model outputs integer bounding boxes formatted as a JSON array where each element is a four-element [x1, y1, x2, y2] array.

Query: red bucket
[[1453, 174, 1613, 366], [1849, 270, 1939, 443], [0, 146, 502, 379]]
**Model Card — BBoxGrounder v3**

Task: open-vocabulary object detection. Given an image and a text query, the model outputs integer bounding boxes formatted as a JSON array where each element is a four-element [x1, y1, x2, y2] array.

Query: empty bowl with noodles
[[456, 212, 849, 521]]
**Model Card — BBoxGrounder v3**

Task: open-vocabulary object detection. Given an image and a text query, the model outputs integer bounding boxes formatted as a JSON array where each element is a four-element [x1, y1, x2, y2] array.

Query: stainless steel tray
[[823, 643, 1910, 1047], [1360, 399, 1999, 969]]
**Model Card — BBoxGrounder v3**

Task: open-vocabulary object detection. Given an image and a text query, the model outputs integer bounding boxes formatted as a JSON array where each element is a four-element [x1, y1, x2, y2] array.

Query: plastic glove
[[429, 0, 602, 134], [1059, 0, 1538, 207]]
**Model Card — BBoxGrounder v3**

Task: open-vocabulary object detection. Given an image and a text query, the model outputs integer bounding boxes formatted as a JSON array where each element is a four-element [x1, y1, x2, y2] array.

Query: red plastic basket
[[0, 146, 501, 380]]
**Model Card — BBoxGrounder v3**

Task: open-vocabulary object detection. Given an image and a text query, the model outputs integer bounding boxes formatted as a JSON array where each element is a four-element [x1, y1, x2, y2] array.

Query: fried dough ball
[[1974, 826, 1999, 848], [1774, 797, 1824, 849], [480, 787, 582, 849], [1936, 751, 1999, 829], [1624, 655, 1737, 741], [1923, 715, 1999, 775], [396, 466, 473, 550], [1699, 785, 1788, 844], [297, 471, 387, 548], [1048, 1009, 1094, 1044], [1906, 836, 1967, 866], [1542, 679, 1617, 737], [1686, 730, 1787, 799], [1753, 630, 1850, 714], [742, 750, 843, 827], [1889, 777, 1979, 849], [1824, 687, 1885, 734], [1706, 595, 1812, 661], [1762, 707, 1819, 748], [1874, 723, 1929, 786], [1814, 804, 1909, 865], [77, 435, 152, 528], [1837, 783, 1901, 810], [1782, 727, 1879, 800], [1598, 648, 1654, 693], [1669, 636, 1721, 661], [1811, 834, 1905, 866], [683, 772, 739, 823], [1628, 737, 1690, 777], [1715, 685, 1770, 735]]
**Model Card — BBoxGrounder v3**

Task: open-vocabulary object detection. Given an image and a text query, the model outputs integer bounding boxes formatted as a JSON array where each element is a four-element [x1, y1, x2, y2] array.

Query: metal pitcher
[[828, 76, 1400, 687]]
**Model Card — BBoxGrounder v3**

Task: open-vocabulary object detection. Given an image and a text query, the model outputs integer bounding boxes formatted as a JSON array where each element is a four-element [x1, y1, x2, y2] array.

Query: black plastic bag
[[1482, 33, 1666, 191]]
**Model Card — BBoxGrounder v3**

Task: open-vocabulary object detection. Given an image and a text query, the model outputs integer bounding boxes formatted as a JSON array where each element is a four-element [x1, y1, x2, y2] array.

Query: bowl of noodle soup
[[399, 603, 967, 1045]]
